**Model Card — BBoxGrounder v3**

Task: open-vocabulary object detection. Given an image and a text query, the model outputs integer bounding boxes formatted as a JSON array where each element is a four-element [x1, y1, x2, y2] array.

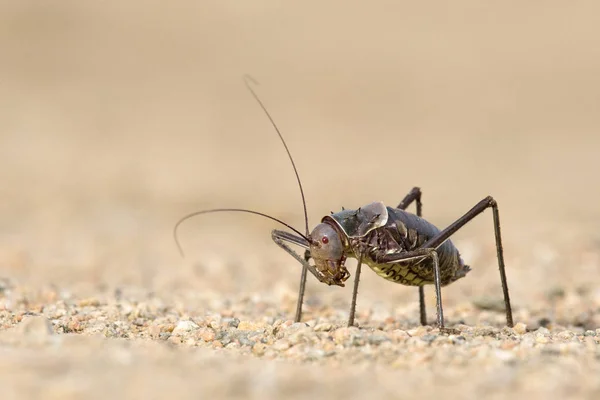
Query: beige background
[[2, 1, 600, 299], [1, 2, 600, 398], [2, 0, 599, 300]]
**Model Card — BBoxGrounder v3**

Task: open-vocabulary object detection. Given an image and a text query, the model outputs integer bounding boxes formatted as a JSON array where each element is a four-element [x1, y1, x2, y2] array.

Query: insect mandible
[[174, 76, 514, 330]]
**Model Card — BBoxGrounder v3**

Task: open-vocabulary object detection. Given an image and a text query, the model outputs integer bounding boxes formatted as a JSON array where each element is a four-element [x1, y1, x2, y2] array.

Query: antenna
[[243, 75, 310, 237], [173, 208, 309, 257]]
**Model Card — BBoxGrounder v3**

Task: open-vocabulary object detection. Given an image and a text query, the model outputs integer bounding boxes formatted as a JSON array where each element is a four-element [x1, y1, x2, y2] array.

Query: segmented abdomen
[[365, 208, 470, 286]]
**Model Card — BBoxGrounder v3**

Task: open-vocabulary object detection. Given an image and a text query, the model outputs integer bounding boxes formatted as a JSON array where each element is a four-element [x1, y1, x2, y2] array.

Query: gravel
[[0, 284, 599, 399]]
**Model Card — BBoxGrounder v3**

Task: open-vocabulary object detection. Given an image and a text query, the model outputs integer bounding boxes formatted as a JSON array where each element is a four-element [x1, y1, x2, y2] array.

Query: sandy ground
[[1, 2, 600, 399]]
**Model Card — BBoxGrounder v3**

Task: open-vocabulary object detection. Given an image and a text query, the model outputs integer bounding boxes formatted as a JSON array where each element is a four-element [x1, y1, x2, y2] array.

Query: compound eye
[[321, 236, 329, 244]]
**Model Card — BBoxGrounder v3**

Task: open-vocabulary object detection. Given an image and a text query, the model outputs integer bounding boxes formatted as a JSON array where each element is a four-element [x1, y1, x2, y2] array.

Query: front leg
[[270, 230, 312, 322], [294, 249, 310, 323], [347, 253, 364, 328], [271, 230, 344, 322]]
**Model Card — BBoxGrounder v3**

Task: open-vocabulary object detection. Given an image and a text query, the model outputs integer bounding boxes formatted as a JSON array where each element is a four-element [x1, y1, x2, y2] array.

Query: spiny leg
[[396, 186, 427, 326], [421, 196, 513, 327]]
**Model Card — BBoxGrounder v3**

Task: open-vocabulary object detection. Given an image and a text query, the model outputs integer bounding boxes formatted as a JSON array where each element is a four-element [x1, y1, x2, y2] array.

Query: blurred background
[[1, 1, 600, 314]]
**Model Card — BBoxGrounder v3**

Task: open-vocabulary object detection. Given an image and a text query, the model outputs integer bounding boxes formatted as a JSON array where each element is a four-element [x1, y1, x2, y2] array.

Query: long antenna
[[243, 75, 310, 237], [173, 208, 309, 257]]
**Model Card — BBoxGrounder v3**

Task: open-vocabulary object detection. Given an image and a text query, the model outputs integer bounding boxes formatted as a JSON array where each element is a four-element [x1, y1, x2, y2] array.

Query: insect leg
[[421, 196, 513, 327], [396, 186, 427, 326], [347, 253, 363, 327], [418, 286, 426, 326], [375, 248, 444, 328], [397, 186, 422, 216], [295, 250, 309, 323], [272, 230, 345, 322], [272, 229, 311, 249], [270, 230, 311, 322]]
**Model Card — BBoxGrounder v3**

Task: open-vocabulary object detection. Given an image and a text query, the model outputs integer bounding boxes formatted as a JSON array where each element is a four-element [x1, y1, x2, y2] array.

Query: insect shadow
[[174, 76, 513, 330]]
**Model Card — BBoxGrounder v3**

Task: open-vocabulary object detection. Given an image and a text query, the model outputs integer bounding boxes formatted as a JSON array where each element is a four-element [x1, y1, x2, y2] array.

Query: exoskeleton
[[174, 76, 513, 330]]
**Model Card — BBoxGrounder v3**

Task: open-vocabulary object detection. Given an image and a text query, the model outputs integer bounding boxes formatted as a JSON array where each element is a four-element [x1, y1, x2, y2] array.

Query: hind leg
[[397, 186, 422, 216], [420, 196, 513, 327]]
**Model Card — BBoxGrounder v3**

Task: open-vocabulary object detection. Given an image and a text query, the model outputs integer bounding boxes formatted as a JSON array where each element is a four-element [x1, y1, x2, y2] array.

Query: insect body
[[333, 204, 470, 287], [271, 193, 511, 329], [174, 76, 514, 330]]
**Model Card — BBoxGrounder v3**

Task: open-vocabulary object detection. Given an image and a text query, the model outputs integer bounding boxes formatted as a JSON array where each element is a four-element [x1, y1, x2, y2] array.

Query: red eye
[[321, 236, 329, 244]]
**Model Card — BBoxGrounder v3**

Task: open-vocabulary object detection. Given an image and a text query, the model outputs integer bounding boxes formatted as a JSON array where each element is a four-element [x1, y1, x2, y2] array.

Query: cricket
[[174, 76, 514, 330]]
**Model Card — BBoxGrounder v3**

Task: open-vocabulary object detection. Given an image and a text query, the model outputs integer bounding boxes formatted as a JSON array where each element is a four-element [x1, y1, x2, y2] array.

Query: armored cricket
[[174, 76, 514, 330]]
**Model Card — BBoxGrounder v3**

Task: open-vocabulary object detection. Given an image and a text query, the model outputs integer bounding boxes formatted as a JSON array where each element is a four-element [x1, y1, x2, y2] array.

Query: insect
[[174, 76, 514, 330]]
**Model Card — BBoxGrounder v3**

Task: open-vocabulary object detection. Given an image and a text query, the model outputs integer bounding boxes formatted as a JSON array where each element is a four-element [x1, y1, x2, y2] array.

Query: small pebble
[[172, 320, 199, 335], [78, 298, 101, 307], [536, 336, 550, 344], [513, 322, 527, 335], [535, 327, 550, 336], [148, 325, 162, 339], [237, 321, 263, 331], [421, 334, 438, 343], [368, 333, 391, 345], [287, 327, 315, 345], [223, 318, 240, 328], [199, 328, 216, 342], [333, 327, 361, 345], [557, 331, 574, 340], [272, 339, 291, 351], [290, 322, 309, 329], [132, 318, 145, 327], [391, 330, 410, 341], [168, 335, 182, 345], [314, 323, 333, 332], [407, 326, 430, 337], [252, 342, 267, 356]]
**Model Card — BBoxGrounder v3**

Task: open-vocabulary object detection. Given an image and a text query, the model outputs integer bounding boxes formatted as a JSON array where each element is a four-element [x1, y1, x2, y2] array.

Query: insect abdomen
[[366, 208, 470, 286], [369, 262, 432, 285]]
